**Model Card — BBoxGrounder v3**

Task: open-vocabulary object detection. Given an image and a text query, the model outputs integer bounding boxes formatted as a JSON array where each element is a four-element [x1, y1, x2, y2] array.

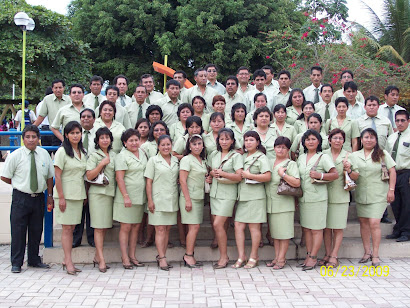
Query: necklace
[[257, 128, 268, 135]]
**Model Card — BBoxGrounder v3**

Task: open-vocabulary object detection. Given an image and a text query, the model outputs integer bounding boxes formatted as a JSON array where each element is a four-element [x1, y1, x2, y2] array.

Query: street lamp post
[[14, 12, 35, 136]]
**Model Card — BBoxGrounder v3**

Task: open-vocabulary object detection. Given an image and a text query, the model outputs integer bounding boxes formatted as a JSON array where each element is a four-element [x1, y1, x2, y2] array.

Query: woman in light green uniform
[[252, 106, 278, 161], [285, 89, 305, 125], [54, 121, 87, 275], [297, 129, 338, 270], [266, 137, 300, 270], [349, 128, 396, 267], [144, 135, 179, 270], [203, 112, 225, 156], [172, 116, 204, 160], [271, 104, 297, 144], [179, 134, 211, 268], [324, 97, 360, 152], [192, 96, 210, 133], [94, 100, 126, 153], [114, 129, 148, 269], [169, 103, 194, 142], [233, 131, 271, 269], [293, 101, 315, 135], [208, 128, 243, 269], [141, 121, 169, 157], [320, 129, 353, 268], [229, 103, 252, 148], [291, 113, 329, 160], [86, 127, 116, 273]]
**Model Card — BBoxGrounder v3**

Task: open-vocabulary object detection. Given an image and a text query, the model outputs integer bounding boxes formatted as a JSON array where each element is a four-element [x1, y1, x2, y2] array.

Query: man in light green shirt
[[343, 81, 366, 120], [331, 70, 365, 104], [358, 96, 393, 149], [378, 85, 405, 131], [246, 69, 274, 111], [127, 85, 149, 128], [83, 75, 106, 110], [223, 76, 245, 113], [184, 68, 218, 113], [51, 83, 86, 141], [141, 74, 164, 105], [236, 66, 255, 97], [157, 80, 182, 126], [205, 63, 226, 95], [173, 70, 189, 101], [262, 65, 279, 95], [315, 84, 335, 122], [272, 70, 292, 108], [114, 74, 132, 107], [34, 79, 71, 127]]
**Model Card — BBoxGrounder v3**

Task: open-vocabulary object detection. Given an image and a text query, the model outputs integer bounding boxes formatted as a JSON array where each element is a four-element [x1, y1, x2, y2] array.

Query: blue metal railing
[[0, 129, 58, 247]]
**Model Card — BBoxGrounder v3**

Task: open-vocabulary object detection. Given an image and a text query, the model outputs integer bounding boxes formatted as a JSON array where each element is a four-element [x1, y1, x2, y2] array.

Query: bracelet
[[389, 188, 395, 191], [124, 194, 129, 196], [320, 173, 324, 180], [47, 194, 53, 197], [281, 172, 286, 179]]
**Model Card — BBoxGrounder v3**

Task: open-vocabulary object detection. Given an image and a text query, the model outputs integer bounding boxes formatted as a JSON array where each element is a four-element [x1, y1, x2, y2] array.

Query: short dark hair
[[261, 65, 274, 74], [254, 93, 267, 104], [343, 81, 358, 92], [148, 121, 169, 141], [231, 103, 247, 122], [340, 70, 354, 79], [364, 96, 380, 105], [205, 63, 218, 72], [395, 110, 409, 120], [191, 96, 206, 106], [177, 103, 194, 119], [320, 83, 333, 93], [328, 128, 346, 144], [212, 95, 226, 106], [385, 85, 400, 95], [166, 79, 181, 89], [194, 68, 206, 77], [135, 84, 147, 93], [253, 69, 266, 79], [94, 127, 113, 151], [174, 70, 187, 79], [98, 100, 117, 119], [52, 79, 65, 87], [335, 97, 349, 108], [297, 101, 315, 120], [274, 136, 291, 149], [310, 66, 323, 74], [183, 134, 206, 159], [80, 108, 95, 119], [157, 134, 172, 146], [146, 105, 163, 121], [225, 76, 239, 86], [69, 83, 85, 94], [106, 85, 120, 96], [242, 131, 267, 154], [237, 66, 250, 74], [185, 116, 204, 135], [113, 74, 128, 85], [302, 129, 322, 153], [121, 128, 141, 146], [253, 106, 273, 125], [90, 75, 103, 85], [278, 70, 291, 79], [286, 89, 305, 107], [210, 112, 225, 123], [22, 125, 40, 138], [307, 113, 323, 124], [216, 128, 236, 152], [273, 104, 287, 114], [135, 118, 150, 130]]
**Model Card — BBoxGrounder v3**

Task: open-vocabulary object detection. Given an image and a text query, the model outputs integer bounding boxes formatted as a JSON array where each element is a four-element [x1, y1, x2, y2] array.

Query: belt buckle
[[30, 193, 38, 197]]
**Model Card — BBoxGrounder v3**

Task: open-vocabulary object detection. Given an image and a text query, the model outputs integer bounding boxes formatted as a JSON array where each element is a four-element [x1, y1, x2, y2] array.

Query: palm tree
[[354, 0, 410, 64]]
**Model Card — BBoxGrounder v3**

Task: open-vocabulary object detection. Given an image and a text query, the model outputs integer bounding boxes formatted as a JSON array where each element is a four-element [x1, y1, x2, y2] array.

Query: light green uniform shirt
[[95, 102, 132, 129], [86, 149, 116, 196], [344, 100, 366, 120], [207, 80, 226, 95], [254, 127, 279, 161], [83, 93, 106, 110], [169, 121, 186, 143], [180, 154, 208, 200], [323, 149, 351, 204], [127, 101, 149, 128], [114, 148, 148, 205], [293, 119, 308, 135], [200, 113, 211, 132], [266, 159, 299, 213], [184, 85, 218, 113], [53, 147, 87, 200], [144, 154, 179, 212], [385, 127, 410, 170], [358, 114, 393, 149], [291, 132, 330, 156], [94, 118, 126, 153], [82, 127, 96, 155], [350, 149, 396, 204], [324, 117, 360, 152], [223, 92, 245, 114], [378, 103, 405, 129], [157, 97, 182, 126], [246, 89, 275, 112], [272, 88, 292, 110], [117, 94, 132, 107], [228, 121, 253, 147], [297, 152, 335, 203], [271, 122, 297, 144], [315, 101, 336, 121], [238, 151, 271, 201], [237, 84, 255, 98], [204, 132, 240, 157], [331, 88, 365, 104], [285, 106, 301, 125], [39, 94, 71, 124], [208, 150, 243, 200], [144, 91, 165, 105], [1, 146, 54, 194], [51, 103, 86, 130], [141, 140, 159, 157]]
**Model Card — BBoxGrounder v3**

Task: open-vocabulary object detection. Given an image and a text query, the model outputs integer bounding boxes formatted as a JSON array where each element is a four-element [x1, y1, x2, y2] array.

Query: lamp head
[[26, 18, 35, 31], [14, 12, 29, 27]]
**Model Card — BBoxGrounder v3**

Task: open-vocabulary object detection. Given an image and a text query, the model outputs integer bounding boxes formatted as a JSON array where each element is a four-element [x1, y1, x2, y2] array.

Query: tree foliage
[[69, 0, 304, 91], [0, 0, 92, 100]]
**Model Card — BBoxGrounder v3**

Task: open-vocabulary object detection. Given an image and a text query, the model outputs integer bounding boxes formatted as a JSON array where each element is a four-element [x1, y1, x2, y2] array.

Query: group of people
[[2, 64, 409, 275]]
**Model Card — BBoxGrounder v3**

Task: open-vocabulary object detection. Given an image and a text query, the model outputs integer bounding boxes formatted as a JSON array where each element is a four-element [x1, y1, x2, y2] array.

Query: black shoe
[[381, 217, 392, 224], [386, 233, 400, 239], [396, 235, 410, 242], [72, 243, 81, 248], [28, 262, 50, 269], [88, 242, 95, 247], [11, 266, 21, 273]]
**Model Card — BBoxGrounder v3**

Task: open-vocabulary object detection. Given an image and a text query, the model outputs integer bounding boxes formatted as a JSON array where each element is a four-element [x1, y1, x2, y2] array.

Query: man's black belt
[[396, 169, 410, 175], [14, 189, 44, 198]]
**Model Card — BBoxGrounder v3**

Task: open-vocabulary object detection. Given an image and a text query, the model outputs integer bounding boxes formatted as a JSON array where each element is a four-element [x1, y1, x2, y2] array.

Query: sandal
[[358, 252, 372, 263], [266, 259, 277, 267], [231, 258, 247, 269], [371, 256, 381, 267], [244, 258, 259, 269], [129, 258, 145, 267], [272, 260, 287, 270], [326, 256, 339, 268], [318, 255, 330, 267], [259, 241, 264, 248], [302, 255, 317, 271], [140, 240, 153, 248], [296, 252, 310, 268], [213, 258, 229, 269], [156, 256, 170, 271]]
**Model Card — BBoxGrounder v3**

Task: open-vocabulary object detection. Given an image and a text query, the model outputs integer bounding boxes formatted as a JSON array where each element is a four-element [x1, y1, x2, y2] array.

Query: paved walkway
[[0, 246, 409, 307]]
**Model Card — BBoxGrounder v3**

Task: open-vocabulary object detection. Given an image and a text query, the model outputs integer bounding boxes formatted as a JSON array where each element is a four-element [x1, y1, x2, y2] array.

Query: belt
[[14, 189, 43, 198], [396, 169, 410, 175]]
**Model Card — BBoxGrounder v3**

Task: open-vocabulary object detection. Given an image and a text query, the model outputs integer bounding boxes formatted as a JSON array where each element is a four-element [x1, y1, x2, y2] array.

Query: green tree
[[0, 0, 92, 100], [69, 0, 304, 90]]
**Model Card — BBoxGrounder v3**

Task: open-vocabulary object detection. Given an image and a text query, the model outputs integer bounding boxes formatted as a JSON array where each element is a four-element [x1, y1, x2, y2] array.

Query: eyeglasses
[[331, 137, 344, 141], [71, 91, 83, 94], [226, 82, 237, 86], [153, 128, 166, 132], [207, 69, 217, 73], [395, 119, 408, 123]]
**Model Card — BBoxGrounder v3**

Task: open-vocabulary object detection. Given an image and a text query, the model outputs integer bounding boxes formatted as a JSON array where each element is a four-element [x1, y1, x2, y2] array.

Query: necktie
[[83, 130, 89, 151], [392, 132, 401, 161], [120, 96, 126, 107], [138, 105, 143, 120], [314, 88, 320, 104], [371, 117, 377, 132], [325, 104, 330, 122], [146, 95, 151, 105], [94, 96, 99, 110], [388, 107, 394, 126], [30, 151, 38, 192]]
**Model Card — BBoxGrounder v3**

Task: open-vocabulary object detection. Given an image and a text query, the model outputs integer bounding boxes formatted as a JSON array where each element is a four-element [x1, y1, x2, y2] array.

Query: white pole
[[12, 84, 15, 100]]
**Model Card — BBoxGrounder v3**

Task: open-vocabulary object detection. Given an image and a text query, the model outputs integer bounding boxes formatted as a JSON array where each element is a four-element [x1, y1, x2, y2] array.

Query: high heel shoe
[[93, 259, 110, 269], [326, 256, 339, 268], [213, 258, 229, 269], [121, 258, 133, 270], [231, 258, 247, 269], [318, 255, 330, 267], [129, 258, 145, 267], [302, 255, 318, 271], [371, 256, 381, 267], [272, 260, 287, 270], [359, 253, 372, 263], [62, 263, 82, 273], [183, 253, 199, 268], [156, 256, 170, 271], [296, 252, 310, 268], [244, 258, 259, 269], [62, 263, 77, 275]]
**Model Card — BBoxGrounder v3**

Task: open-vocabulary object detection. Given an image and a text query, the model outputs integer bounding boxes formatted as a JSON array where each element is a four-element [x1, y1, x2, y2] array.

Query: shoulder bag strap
[[311, 153, 323, 171], [246, 154, 263, 171], [218, 152, 236, 169], [139, 147, 149, 160]]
